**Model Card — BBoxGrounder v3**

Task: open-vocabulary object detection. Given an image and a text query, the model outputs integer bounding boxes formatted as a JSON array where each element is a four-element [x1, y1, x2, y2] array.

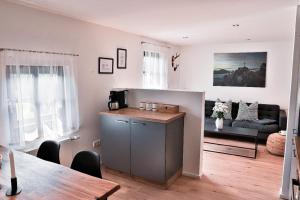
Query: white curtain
[[0, 50, 80, 148], [142, 43, 169, 89]]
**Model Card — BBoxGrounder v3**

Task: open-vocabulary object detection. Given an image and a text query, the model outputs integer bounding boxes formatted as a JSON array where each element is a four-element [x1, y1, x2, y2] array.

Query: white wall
[[179, 41, 294, 109], [0, 1, 172, 165], [0, 0, 294, 172]]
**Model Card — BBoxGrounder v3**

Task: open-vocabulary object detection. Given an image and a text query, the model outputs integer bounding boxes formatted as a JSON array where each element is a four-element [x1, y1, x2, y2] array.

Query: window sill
[[15, 133, 80, 153]]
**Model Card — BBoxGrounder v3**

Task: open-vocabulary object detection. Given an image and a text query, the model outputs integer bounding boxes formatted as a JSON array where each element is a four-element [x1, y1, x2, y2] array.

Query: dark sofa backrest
[[205, 100, 280, 122], [205, 100, 216, 117]]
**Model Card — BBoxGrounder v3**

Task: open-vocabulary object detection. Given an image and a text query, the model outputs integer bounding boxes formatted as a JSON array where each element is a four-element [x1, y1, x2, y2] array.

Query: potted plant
[[212, 102, 228, 129]]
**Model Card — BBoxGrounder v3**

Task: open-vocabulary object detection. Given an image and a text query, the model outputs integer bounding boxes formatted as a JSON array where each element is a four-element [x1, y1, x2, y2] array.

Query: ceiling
[[9, 0, 299, 45]]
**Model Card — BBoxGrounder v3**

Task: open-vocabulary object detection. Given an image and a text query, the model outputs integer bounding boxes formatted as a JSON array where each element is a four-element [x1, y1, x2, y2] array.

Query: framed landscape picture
[[213, 52, 267, 87], [117, 48, 127, 69], [98, 57, 114, 74]]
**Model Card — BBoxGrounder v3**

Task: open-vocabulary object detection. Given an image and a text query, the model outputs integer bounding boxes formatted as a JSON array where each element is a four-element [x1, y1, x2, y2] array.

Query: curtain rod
[[0, 48, 79, 57], [141, 41, 171, 49]]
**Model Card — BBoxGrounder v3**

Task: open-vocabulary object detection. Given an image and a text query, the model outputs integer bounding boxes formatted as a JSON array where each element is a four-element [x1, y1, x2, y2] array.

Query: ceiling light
[[246, 38, 251, 41], [182, 36, 189, 39], [232, 24, 240, 27]]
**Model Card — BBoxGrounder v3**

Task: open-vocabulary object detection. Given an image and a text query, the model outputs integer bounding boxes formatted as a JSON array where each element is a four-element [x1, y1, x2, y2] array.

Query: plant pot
[[215, 118, 224, 129]]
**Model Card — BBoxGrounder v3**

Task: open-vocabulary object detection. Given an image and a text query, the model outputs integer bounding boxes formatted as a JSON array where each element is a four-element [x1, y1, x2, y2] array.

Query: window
[[142, 44, 169, 89], [0, 50, 79, 148]]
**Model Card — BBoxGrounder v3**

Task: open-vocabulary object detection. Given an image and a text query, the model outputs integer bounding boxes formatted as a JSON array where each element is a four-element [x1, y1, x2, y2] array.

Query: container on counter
[[139, 102, 146, 110], [145, 102, 152, 111], [158, 104, 179, 113], [152, 103, 158, 112]]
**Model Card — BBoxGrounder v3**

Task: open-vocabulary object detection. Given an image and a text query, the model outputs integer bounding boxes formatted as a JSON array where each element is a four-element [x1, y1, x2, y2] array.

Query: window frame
[[6, 65, 67, 145], [142, 49, 168, 89]]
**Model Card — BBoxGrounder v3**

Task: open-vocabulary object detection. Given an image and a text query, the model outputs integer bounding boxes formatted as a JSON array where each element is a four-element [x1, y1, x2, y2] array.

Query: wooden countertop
[[0, 146, 120, 200], [99, 108, 185, 123]]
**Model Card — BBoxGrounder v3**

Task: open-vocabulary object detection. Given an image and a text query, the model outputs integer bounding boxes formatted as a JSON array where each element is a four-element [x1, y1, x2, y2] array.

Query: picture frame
[[117, 48, 127, 69], [213, 52, 267, 87], [98, 57, 114, 74]]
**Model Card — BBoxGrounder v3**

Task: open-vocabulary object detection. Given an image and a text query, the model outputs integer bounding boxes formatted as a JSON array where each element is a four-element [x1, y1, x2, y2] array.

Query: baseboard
[[182, 171, 201, 179], [279, 185, 289, 200], [279, 192, 288, 200], [104, 167, 182, 189]]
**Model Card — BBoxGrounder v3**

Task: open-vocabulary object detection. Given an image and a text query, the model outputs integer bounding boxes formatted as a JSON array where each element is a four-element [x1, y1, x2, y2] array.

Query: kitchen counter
[[99, 107, 185, 185], [115, 88, 204, 177], [99, 107, 185, 123]]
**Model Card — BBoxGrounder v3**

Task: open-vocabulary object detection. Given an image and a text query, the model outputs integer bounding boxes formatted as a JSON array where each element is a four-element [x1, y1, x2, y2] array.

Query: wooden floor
[[103, 145, 283, 200]]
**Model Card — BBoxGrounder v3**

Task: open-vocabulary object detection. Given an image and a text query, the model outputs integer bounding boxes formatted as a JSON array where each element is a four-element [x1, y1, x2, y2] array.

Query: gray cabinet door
[[166, 117, 184, 179], [131, 120, 166, 183], [100, 115, 131, 174]]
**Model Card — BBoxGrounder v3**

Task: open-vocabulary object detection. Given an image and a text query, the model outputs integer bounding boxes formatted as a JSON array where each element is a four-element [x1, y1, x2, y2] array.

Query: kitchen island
[[99, 108, 185, 186], [100, 88, 205, 180]]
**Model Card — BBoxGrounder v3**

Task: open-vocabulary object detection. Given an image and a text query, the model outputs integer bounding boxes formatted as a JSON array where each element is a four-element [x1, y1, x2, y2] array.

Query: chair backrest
[[71, 151, 102, 178], [37, 140, 60, 164]]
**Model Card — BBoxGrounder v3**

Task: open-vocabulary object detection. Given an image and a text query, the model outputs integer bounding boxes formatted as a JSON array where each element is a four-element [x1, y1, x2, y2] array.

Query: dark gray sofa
[[205, 100, 287, 141]]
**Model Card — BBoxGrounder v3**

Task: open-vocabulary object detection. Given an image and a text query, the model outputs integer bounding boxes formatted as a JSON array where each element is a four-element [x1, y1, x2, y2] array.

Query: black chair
[[37, 140, 60, 164], [70, 151, 102, 178]]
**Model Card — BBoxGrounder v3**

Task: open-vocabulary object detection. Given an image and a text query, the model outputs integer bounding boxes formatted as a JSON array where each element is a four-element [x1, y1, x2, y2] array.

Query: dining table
[[0, 146, 120, 199]]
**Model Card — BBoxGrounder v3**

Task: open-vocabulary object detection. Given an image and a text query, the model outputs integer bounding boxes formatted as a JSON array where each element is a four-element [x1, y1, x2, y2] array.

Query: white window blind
[[0, 50, 80, 148], [142, 43, 169, 89]]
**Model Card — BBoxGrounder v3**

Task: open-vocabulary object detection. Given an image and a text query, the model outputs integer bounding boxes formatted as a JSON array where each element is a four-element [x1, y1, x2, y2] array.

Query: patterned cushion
[[236, 101, 258, 121], [211, 99, 232, 120]]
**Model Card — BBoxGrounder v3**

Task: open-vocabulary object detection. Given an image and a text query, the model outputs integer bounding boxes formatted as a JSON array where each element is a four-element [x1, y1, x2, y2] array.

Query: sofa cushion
[[232, 120, 279, 134], [236, 101, 258, 121], [231, 102, 280, 121], [211, 99, 232, 120], [256, 119, 277, 125], [205, 117, 233, 127], [257, 104, 280, 122], [206, 100, 280, 122], [205, 101, 216, 117]]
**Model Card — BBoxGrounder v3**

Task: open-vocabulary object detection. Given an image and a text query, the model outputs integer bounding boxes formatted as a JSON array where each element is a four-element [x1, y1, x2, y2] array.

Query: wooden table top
[[0, 146, 120, 200], [99, 107, 185, 123]]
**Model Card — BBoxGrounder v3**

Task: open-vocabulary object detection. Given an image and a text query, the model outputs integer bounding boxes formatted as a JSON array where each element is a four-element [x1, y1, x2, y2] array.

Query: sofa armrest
[[279, 110, 287, 130]]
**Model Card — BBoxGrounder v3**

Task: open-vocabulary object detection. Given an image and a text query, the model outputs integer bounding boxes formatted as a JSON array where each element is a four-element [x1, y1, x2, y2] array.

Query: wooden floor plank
[[103, 144, 283, 200]]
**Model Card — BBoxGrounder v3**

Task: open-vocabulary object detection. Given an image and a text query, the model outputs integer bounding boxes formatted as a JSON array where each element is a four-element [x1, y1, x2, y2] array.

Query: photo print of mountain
[[213, 52, 267, 87]]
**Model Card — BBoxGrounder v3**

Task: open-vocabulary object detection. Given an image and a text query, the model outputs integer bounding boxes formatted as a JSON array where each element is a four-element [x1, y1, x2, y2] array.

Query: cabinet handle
[[294, 149, 297, 158], [116, 120, 129, 124], [132, 122, 146, 126]]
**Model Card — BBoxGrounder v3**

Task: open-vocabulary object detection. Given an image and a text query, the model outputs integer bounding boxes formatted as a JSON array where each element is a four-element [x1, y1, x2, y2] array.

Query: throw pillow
[[211, 99, 232, 120], [236, 101, 258, 121]]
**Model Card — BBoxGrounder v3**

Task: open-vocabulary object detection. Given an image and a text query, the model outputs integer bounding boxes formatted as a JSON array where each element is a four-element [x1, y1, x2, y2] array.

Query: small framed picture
[[98, 57, 114, 74], [117, 48, 127, 69]]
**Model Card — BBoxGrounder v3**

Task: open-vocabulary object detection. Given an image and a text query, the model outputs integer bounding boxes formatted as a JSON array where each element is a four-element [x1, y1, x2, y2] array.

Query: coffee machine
[[108, 90, 128, 110]]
